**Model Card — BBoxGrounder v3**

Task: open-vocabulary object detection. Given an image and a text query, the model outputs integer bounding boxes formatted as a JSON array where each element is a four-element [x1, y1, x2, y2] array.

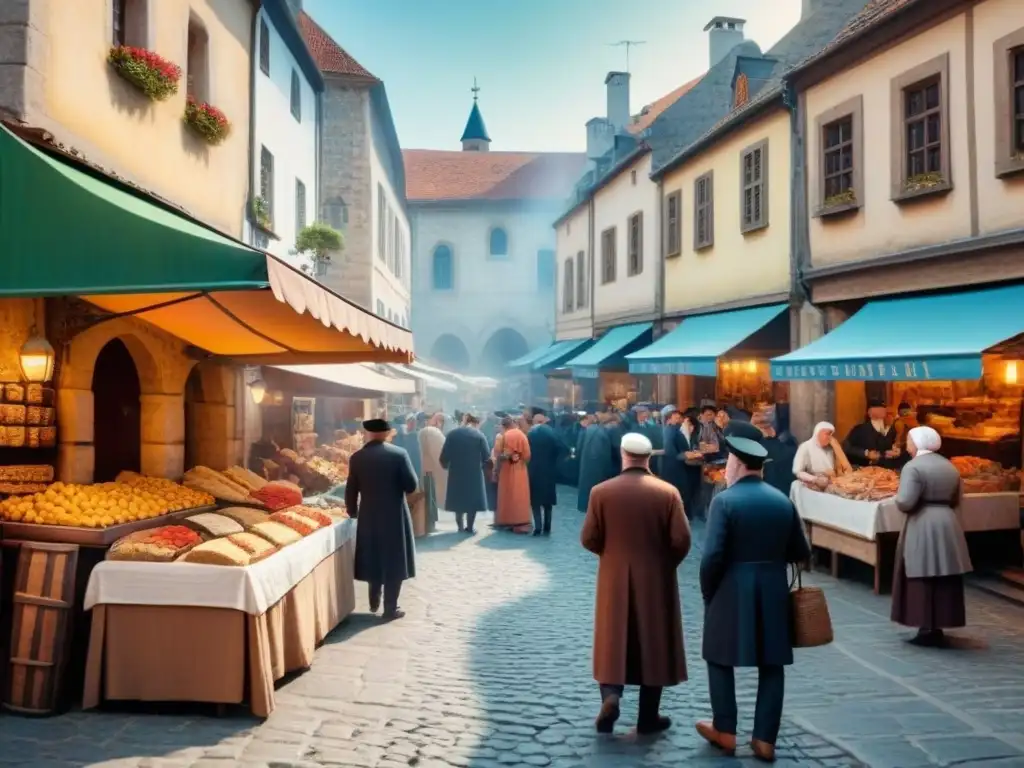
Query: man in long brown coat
[[581, 431, 692, 735]]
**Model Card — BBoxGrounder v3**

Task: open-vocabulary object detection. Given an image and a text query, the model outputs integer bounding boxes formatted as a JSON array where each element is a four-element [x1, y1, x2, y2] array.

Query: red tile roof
[[403, 150, 587, 202], [627, 75, 704, 135], [297, 12, 378, 80]]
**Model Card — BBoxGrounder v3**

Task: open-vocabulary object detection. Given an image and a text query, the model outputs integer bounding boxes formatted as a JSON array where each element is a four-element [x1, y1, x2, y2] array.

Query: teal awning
[[772, 284, 1024, 381], [565, 323, 652, 378], [507, 340, 555, 369], [533, 338, 593, 371], [627, 304, 787, 376], [0, 124, 267, 297]]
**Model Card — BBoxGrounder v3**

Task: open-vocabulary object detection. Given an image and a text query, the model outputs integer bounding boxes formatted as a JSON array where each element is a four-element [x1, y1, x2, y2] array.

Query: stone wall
[[0, 0, 46, 123], [319, 78, 373, 309]]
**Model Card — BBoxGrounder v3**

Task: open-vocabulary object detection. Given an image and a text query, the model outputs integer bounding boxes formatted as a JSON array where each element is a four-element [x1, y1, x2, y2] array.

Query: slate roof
[[297, 11, 378, 80], [627, 75, 704, 136], [461, 102, 490, 142], [651, 0, 873, 175], [403, 150, 587, 203]]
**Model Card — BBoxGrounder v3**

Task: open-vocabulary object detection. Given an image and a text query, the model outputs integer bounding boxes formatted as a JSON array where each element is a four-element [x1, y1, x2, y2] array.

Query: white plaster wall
[[411, 204, 559, 369], [370, 125, 411, 327], [246, 8, 318, 264], [555, 204, 593, 341]]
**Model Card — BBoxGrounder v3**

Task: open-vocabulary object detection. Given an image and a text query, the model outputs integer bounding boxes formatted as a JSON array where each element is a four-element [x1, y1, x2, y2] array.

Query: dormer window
[[715, 21, 724, 28], [734, 74, 749, 108], [728, 22, 736, 29]]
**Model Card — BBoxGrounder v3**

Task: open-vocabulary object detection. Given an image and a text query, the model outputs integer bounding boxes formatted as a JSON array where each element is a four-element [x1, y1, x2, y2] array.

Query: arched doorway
[[91, 338, 142, 482], [430, 333, 470, 371], [183, 365, 203, 471], [479, 327, 529, 374]]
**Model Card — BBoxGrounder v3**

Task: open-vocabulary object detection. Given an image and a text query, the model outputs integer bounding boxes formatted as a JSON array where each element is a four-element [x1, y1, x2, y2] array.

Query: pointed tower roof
[[460, 78, 491, 143]]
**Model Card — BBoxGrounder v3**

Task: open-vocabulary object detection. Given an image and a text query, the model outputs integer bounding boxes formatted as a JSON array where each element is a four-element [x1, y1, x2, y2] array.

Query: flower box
[[108, 46, 181, 101], [184, 97, 231, 145]]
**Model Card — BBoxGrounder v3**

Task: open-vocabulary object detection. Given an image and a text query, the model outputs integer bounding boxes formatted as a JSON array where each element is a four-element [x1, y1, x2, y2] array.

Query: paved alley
[[3, 488, 1024, 768]]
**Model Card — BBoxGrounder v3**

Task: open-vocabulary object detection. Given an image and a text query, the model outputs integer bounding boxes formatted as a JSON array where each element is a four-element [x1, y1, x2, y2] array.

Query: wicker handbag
[[789, 565, 834, 648]]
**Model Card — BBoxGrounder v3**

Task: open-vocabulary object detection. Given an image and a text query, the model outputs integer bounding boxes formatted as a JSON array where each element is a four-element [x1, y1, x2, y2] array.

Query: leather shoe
[[695, 721, 736, 755], [637, 715, 671, 735], [751, 739, 776, 762], [595, 695, 620, 733]]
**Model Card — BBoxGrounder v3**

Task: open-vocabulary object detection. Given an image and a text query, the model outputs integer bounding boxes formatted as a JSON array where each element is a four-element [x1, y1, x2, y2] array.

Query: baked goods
[[3, 383, 24, 402], [218, 506, 271, 528], [184, 512, 244, 537], [108, 525, 202, 562], [287, 505, 333, 528], [227, 532, 276, 562], [269, 509, 319, 535], [25, 383, 45, 404], [251, 481, 302, 511], [0, 483, 48, 495], [2, 404, 26, 425], [27, 427, 40, 448], [182, 466, 256, 503], [827, 467, 900, 501], [7, 426, 25, 447], [40, 426, 56, 447], [0, 465, 54, 483], [252, 520, 303, 546], [222, 466, 268, 492], [951, 456, 1021, 493], [180, 538, 252, 566]]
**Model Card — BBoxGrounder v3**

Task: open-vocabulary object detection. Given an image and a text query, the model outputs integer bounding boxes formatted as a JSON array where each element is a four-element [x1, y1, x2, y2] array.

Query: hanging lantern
[[249, 375, 268, 404], [1004, 360, 1019, 385], [19, 330, 55, 383], [746, 359, 758, 374]]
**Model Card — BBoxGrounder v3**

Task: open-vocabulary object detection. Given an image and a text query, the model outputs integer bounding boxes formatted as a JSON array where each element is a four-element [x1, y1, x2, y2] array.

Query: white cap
[[620, 432, 653, 456]]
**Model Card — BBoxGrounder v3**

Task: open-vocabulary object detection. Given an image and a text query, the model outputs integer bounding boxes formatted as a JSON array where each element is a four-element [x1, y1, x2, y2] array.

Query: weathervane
[[609, 40, 646, 73], [471, 77, 481, 102]]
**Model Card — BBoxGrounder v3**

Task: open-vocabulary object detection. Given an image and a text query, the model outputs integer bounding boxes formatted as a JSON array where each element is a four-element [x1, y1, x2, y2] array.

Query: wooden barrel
[[4, 541, 79, 715]]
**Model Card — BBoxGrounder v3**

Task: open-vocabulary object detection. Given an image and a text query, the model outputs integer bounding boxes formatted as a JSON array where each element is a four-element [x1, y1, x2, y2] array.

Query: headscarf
[[908, 425, 941, 456], [794, 421, 853, 476]]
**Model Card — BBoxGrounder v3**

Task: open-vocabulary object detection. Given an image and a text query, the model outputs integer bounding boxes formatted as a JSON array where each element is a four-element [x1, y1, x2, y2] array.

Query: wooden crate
[[4, 541, 79, 715]]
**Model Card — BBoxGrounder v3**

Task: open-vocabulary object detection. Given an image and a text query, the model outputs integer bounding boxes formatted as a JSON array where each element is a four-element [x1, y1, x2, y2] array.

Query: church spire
[[461, 77, 491, 152]]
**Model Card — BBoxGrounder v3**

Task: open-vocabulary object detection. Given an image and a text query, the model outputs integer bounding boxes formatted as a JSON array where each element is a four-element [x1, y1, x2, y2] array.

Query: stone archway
[[91, 339, 143, 482], [183, 360, 239, 471], [479, 327, 529, 374], [430, 333, 471, 372]]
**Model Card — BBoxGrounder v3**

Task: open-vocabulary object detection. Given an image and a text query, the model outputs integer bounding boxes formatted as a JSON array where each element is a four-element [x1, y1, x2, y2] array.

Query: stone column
[[56, 387, 94, 483], [140, 393, 185, 479], [191, 402, 236, 470]]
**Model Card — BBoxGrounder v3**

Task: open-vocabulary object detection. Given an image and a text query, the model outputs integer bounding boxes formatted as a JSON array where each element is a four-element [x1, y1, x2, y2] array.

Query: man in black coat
[[439, 413, 491, 534], [696, 421, 811, 762], [842, 398, 901, 468], [527, 409, 566, 536], [345, 418, 419, 621], [659, 406, 687, 498]]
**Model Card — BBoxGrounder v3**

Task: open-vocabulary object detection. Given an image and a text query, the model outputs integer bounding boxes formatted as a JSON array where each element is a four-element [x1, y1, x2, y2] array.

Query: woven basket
[[789, 565, 834, 648]]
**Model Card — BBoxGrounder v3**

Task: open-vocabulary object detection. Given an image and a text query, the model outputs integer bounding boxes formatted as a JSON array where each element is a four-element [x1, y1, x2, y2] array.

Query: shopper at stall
[[492, 416, 533, 533], [659, 406, 687, 498], [577, 412, 613, 513], [527, 409, 564, 536], [346, 418, 419, 621], [394, 413, 422, 480], [698, 405, 724, 458], [418, 413, 448, 533], [439, 413, 491, 534], [581, 432, 691, 736], [697, 421, 811, 762], [842, 398, 901, 468], [756, 411, 798, 497], [793, 422, 853, 490], [632, 404, 663, 471], [891, 426, 973, 648], [680, 410, 706, 521]]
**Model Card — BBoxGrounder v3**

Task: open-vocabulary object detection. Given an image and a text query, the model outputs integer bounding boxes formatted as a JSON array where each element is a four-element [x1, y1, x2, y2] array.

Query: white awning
[[273, 364, 416, 395], [411, 360, 498, 388], [385, 364, 458, 393]]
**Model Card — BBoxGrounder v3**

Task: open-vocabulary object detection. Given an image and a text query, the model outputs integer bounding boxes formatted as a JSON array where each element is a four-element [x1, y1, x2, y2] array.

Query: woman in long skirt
[[493, 417, 533, 533], [891, 426, 973, 647]]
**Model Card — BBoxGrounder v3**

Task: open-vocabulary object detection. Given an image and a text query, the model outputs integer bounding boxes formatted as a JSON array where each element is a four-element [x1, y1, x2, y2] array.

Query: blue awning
[[533, 338, 593, 371], [627, 304, 788, 376], [771, 284, 1024, 381], [507, 340, 555, 369], [565, 323, 652, 378]]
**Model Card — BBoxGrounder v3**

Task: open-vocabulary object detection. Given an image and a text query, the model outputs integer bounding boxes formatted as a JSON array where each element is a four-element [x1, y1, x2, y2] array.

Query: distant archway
[[430, 334, 470, 372], [479, 327, 529, 374], [92, 339, 142, 482]]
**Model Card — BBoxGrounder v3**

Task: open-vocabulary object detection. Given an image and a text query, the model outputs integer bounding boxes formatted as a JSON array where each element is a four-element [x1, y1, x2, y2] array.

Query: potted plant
[[108, 46, 181, 101], [183, 97, 231, 145], [296, 222, 344, 273], [251, 197, 272, 230]]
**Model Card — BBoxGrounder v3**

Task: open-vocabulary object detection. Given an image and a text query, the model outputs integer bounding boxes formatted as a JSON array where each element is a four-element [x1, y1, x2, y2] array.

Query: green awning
[[565, 323, 653, 378], [507, 340, 555, 370], [0, 124, 267, 297]]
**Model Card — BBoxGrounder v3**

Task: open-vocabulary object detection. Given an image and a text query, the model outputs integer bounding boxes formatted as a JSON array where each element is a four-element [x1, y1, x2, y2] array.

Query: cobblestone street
[[4, 488, 1024, 767]]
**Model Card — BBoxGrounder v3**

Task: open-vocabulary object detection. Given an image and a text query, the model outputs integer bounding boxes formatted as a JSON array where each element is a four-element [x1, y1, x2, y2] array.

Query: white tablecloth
[[790, 482, 1019, 541], [84, 518, 356, 615]]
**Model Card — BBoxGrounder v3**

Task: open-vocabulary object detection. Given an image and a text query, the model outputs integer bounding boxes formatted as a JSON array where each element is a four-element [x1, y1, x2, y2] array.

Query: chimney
[[605, 71, 630, 132], [284, 0, 303, 16], [586, 117, 614, 167], [703, 16, 746, 69]]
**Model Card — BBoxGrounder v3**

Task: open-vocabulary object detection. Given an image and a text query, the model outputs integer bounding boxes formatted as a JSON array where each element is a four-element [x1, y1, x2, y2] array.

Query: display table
[[791, 482, 1020, 593], [81, 518, 356, 717]]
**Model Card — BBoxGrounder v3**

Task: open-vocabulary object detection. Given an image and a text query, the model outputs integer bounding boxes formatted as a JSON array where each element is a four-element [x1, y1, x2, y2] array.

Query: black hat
[[723, 420, 768, 460], [867, 398, 886, 409], [362, 418, 392, 433], [530, 406, 547, 418]]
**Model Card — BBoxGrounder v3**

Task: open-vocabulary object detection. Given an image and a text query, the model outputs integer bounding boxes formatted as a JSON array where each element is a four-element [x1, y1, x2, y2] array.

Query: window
[[993, 29, 1024, 177], [386, 208, 395, 272], [376, 300, 385, 316], [186, 18, 210, 102], [432, 245, 454, 290], [537, 249, 555, 291], [734, 73, 749, 108], [562, 258, 574, 313], [377, 185, 386, 262], [890, 53, 951, 201], [565, 220, 571, 235], [259, 146, 274, 225], [290, 70, 301, 121], [113, 0, 147, 48], [665, 190, 682, 257], [258, 17, 270, 75], [694, 171, 714, 250], [814, 95, 864, 216], [489, 227, 508, 258], [600, 227, 616, 284], [630, 169, 637, 185], [575, 251, 587, 309], [324, 197, 348, 230], [295, 179, 306, 231], [740, 139, 768, 233], [627, 212, 643, 276], [395, 222, 404, 280]]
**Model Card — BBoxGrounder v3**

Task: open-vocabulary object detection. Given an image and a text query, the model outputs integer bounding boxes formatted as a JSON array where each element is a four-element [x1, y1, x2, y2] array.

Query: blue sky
[[304, 0, 803, 153]]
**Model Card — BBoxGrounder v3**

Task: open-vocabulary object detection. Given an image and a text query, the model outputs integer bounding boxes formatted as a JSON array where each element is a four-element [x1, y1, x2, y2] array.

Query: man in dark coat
[[345, 419, 419, 621], [582, 432, 691, 735], [439, 413, 490, 534], [842, 398, 901, 468], [697, 421, 811, 762], [632, 404, 663, 472], [527, 409, 565, 536], [577, 413, 616, 512], [659, 406, 687, 496]]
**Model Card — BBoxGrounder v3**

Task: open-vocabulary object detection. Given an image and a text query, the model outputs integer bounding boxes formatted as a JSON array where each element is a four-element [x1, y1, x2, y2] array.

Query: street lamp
[[19, 329, 55, 383], [249, 375, 267, 404]]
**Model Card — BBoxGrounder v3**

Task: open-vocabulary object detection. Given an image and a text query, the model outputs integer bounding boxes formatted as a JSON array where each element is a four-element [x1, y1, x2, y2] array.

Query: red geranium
[[184, 96, 231, 145], [108, 46, 181, 101]]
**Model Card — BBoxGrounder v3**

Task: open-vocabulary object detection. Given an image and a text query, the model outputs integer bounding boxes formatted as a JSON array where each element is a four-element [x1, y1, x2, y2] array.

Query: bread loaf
[[180, 539, 252, 566], [219, 506, 271, 529], [184, 512, 244, 537], [227, 532, 276, 562], [252, 520, 303, 546], [269, 510, 319, 535]]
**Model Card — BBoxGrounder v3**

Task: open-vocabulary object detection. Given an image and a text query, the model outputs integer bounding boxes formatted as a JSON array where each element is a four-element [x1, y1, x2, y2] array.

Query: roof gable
[[297, 11, 378, 80]]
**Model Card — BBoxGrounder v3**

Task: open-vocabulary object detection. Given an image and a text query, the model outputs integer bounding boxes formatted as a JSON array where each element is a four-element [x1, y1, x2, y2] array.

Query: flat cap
[[620, 432, 653, 456]]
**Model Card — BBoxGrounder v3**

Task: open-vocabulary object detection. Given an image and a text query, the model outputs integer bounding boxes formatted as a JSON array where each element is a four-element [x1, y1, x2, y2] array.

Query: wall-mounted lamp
[[19, 328, 55, 383], [1004, 360, 1019, 386], [249, 375, 268, 404], [746, 359, 758, 374]]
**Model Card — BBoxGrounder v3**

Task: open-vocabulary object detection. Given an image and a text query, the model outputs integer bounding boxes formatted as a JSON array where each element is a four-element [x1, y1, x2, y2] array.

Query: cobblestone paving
[[4, 487, 1024, 767]]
